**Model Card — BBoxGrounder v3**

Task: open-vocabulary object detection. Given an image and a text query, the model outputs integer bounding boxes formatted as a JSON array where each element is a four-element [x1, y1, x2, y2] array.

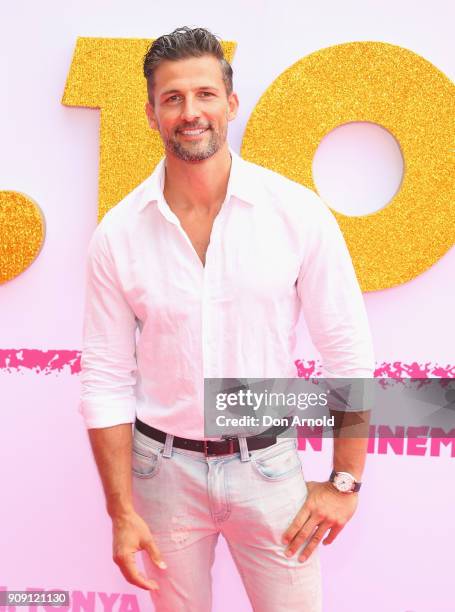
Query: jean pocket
[[131, 438, 162, 479], [251, 440, 302, 482]]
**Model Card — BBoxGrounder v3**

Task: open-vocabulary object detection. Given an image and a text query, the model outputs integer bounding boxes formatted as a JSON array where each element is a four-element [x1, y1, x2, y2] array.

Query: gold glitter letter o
[[241, 42, 455, 291], [0, 192, 45, 283]]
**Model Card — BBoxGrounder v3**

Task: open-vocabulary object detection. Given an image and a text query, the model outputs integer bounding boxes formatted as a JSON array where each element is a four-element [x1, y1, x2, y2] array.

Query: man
[[80, 26, 375, 612]]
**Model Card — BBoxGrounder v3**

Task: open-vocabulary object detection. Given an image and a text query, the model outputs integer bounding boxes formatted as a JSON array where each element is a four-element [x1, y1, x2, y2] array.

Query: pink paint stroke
[[0, 351, 453, 378], [295, 359, 455, 379], [0, 349, 81, 375]]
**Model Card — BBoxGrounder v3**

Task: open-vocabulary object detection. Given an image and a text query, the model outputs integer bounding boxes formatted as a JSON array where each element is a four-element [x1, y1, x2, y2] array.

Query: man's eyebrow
[[160, 89, 180, 97], [160, 86, 220, 98]]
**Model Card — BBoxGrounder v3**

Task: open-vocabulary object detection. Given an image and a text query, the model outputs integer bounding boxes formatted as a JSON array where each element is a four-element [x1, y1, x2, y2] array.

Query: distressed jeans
[[131, 427, 323, 612]]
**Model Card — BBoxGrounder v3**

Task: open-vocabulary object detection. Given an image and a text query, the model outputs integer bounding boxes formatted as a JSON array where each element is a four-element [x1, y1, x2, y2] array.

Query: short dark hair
[[143, 26, 233, 103]]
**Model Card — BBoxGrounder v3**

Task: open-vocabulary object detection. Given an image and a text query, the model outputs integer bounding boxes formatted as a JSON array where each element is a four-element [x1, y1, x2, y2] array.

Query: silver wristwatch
[[329, 470, 362, 493]]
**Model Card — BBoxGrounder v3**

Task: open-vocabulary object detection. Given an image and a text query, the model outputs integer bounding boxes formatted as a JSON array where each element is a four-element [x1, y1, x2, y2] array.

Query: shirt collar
[[137, 148, 263, 213]]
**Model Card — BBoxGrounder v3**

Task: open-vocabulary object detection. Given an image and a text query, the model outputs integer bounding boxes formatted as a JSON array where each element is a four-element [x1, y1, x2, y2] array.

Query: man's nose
[[181, 96, 200, 122]]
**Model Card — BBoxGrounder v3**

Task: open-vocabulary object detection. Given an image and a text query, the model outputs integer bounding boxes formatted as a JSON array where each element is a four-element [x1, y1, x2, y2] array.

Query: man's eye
[[200, 92, 214, 97], [167, 95, 181, 102]]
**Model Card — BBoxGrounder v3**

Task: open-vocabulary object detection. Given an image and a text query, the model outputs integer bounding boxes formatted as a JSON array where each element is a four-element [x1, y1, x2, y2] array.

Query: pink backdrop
[[1, 1, 454, 611]]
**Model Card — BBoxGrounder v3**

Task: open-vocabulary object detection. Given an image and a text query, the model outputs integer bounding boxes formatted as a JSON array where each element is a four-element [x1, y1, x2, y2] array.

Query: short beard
[[165, 125, 226, 162]]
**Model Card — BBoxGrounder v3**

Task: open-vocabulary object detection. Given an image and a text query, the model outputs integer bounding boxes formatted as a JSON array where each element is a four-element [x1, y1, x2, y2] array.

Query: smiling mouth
[[178, 127, 209, 136]]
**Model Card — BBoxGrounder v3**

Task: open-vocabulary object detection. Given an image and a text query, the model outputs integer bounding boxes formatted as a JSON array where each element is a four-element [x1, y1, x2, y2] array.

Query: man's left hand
[[281, 480, 359, 563]]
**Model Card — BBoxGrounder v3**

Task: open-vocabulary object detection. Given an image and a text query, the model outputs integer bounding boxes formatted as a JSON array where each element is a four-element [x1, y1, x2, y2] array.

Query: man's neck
[[163, 145, 232, 215]]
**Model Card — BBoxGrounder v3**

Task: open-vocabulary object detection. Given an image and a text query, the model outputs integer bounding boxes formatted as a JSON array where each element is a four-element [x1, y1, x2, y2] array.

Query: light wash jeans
[[132, 427, 322, 612]]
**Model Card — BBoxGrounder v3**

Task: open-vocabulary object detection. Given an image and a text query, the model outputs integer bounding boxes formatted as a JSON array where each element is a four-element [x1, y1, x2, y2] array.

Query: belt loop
[[238, 436, 251, 462], [163, 433, 174, 458]]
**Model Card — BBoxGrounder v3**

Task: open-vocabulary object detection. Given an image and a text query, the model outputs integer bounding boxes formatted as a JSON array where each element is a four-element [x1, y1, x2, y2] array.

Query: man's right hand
[[112, 510, 167, 591]]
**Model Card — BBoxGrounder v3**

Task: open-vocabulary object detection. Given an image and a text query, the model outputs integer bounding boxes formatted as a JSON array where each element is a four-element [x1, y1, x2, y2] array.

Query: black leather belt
[[135, 417, 291, 457]]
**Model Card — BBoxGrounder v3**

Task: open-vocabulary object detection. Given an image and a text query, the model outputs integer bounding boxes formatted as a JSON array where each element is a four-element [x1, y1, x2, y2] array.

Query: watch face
[[334, 472, 354, 492]]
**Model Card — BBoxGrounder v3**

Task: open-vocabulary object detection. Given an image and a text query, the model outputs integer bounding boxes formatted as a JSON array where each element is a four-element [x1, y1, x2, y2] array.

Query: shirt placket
[[158, 190, 230, 385], [202, 198, 230, 379]]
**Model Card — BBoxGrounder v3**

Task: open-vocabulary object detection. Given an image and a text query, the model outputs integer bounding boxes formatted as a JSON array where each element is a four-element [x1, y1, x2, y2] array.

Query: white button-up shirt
[[79, 150, 375, 438]]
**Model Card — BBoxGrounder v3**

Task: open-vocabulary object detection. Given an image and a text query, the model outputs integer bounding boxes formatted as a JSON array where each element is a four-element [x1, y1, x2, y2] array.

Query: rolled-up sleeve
[[79, 225, 138, 428], [296, 194, 375, 379]]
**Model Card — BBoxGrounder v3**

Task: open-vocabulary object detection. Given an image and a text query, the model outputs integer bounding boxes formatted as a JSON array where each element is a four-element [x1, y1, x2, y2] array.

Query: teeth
[[180, 129, 206, 135]]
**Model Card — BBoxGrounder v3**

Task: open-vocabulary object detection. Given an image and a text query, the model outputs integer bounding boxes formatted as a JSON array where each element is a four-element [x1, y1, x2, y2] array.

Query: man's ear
[[145, 101, 158, 130], [227, 92, 239, 122]]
